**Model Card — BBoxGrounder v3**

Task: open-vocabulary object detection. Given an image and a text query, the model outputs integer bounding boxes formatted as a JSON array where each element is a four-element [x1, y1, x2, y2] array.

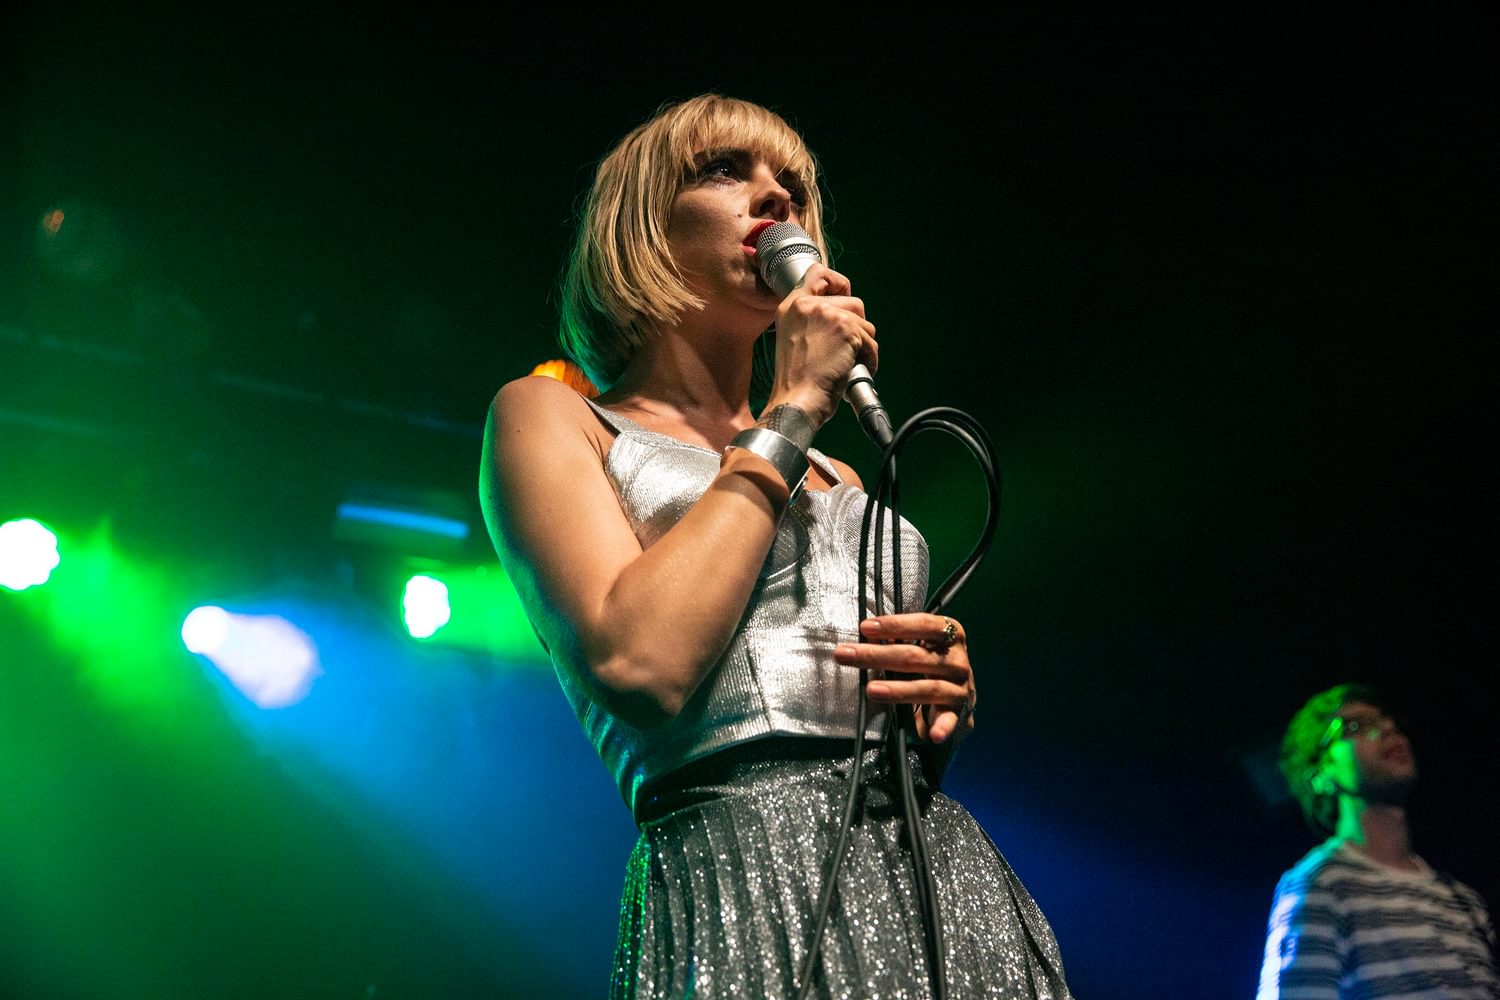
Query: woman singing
[[480, 94, 1071, 999]]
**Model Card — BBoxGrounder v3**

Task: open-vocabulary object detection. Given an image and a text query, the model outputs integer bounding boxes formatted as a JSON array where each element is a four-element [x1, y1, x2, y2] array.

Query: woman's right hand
[[766, 262, 878, 430]]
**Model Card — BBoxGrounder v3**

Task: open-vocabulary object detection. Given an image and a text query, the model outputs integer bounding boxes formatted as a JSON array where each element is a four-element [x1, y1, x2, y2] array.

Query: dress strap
[[581, 395, 635, 437], [807, 448, 842, 485]]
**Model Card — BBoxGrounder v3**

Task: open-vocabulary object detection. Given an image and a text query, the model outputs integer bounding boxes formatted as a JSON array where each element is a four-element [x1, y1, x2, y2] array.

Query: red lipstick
[[743, 220, 776, 254]]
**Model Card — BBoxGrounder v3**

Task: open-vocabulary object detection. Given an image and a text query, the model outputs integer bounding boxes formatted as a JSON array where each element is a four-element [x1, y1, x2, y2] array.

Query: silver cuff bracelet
[[723, 427, 810, 505]]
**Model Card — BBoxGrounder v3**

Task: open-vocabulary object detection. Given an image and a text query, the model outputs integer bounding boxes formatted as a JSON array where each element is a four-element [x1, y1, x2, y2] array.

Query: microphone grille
[[755, 221, 818, 258], [762, 242, 821, 277], [755, 221, 822, 293]]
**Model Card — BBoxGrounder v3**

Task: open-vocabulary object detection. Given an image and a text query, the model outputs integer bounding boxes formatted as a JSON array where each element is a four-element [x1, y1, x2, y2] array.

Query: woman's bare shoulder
[[489, 375, 609, 448], [491, 373, 594, 420], [483, 376, 615, 506]]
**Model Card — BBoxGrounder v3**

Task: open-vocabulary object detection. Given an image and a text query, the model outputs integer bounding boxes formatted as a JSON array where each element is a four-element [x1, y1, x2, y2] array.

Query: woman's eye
[[700, 158, 737, 180]]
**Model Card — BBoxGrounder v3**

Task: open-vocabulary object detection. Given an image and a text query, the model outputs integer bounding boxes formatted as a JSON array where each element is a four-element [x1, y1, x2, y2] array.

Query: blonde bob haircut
[[559, 94, 827, 390]]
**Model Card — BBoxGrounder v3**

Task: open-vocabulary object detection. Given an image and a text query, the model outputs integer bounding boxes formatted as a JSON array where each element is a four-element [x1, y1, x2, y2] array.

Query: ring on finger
[[937, 616, 958, 649]]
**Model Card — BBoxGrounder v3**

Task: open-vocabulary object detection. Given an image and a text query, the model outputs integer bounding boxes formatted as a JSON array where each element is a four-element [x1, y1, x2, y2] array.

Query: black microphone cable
[[794, 406, 1002, 1000]]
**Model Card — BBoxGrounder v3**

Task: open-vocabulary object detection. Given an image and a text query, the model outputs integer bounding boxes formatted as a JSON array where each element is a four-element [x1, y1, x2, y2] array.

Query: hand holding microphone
[[755, 222, 894, 447]]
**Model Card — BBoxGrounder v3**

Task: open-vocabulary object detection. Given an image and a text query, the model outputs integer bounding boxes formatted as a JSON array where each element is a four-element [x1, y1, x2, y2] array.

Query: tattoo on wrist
[[757, 404, 816, 452]]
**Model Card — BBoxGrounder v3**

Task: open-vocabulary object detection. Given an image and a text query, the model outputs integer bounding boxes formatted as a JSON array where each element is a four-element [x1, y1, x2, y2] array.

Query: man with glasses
[[1256, 683, 1497, 998]]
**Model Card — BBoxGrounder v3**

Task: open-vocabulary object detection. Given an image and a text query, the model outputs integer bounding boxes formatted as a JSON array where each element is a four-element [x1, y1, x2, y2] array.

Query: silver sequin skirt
[[612, 739, 1072, 1000]]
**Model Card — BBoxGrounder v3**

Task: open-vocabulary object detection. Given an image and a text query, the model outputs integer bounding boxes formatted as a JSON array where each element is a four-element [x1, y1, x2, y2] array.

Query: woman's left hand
[[833, 613, 976, 744]]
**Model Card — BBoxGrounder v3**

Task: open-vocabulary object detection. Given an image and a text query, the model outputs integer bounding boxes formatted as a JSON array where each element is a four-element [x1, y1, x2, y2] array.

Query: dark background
[[2, 8, 1493, 998]]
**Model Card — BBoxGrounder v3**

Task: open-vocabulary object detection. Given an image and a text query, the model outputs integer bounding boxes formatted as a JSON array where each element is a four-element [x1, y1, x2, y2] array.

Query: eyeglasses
[[1317, 714, 1401, 755]]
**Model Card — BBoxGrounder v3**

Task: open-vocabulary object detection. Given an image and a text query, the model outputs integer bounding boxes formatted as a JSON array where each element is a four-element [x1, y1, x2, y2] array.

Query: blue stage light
[[182, 606, 322, 708], [335, 503, 469, 540]]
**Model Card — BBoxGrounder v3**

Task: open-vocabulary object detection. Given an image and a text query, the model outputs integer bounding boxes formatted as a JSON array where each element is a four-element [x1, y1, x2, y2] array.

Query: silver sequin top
[[567, 399, 929, 812]]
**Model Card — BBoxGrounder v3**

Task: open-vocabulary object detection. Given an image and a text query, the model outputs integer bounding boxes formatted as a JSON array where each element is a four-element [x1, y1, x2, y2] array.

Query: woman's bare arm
[[481, 375, 796, 728], [482, 263, 877, 728]]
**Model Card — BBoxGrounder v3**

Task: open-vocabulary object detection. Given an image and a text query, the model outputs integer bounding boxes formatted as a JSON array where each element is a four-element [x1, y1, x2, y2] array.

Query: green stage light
[[395, 563, 544, 662], [402, 575, 451, 639], [0, 518, 61, 591], [16, 520, 202, 719]]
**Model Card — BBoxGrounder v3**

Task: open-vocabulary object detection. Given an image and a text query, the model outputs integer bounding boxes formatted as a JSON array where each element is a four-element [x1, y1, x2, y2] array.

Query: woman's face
[[666, 147, 808, 326]]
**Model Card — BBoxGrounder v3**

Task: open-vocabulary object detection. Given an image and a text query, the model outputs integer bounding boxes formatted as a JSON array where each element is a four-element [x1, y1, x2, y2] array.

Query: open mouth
[[743, 220, 776, 251]]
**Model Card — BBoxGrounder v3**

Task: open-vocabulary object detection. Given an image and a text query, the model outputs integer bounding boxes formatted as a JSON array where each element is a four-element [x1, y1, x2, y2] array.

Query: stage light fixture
[[402, 574, 451, 639], [36, 199, 125, 282], [530, 359, 599, 397], [181, 605, 231, 654], [182, 607, 322, 709], [0, 518, 61, 591], [394, 563, 544, 662]]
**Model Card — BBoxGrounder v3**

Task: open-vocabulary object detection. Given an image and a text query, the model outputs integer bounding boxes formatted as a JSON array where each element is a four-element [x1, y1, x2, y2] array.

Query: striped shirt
[[1257, 839, 1498, 999]]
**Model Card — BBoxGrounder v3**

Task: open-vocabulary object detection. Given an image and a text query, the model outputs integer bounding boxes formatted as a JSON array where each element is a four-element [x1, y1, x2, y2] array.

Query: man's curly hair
[[1280, 682, 1383, 832]]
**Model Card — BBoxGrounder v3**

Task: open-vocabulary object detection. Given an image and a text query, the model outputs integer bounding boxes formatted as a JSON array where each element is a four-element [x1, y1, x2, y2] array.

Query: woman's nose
[[749, 167, 793, 221]]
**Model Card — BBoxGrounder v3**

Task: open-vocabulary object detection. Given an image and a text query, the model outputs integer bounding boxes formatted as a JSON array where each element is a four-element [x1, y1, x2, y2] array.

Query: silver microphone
[[754, 221, 893, 447]]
